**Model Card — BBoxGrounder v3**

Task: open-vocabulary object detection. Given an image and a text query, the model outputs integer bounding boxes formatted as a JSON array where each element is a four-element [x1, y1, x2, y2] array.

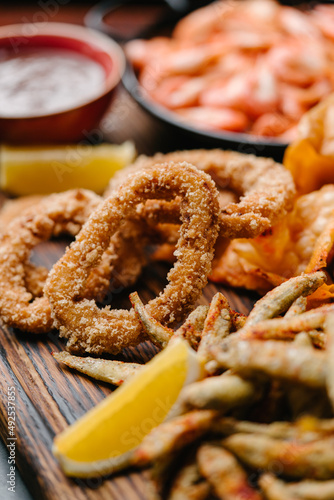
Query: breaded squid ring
[[0, 191, 168, 325], [105, 149, 296, 239], [0, 189, 106, 333], [45, 162, 220, 355]]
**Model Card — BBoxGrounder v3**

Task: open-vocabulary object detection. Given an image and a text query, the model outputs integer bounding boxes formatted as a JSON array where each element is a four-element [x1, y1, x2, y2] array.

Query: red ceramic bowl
[[0, 22, 125, 144]]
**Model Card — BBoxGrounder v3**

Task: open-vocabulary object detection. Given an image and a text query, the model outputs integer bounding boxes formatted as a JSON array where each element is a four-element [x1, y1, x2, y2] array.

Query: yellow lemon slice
[[53, 338, 203, 478], [0, 141, 136, 196]]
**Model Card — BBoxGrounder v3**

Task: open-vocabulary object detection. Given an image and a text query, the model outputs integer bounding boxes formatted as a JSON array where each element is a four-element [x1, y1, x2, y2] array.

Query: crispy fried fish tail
[[168, 456, 210, 500], [197, 293, 231, 362], [53, 352, 142, 386], [130, 291, 174, 348]]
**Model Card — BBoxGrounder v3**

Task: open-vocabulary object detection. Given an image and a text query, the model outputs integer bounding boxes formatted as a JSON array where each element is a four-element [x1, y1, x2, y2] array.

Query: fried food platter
[[2, 87, 334, 499]]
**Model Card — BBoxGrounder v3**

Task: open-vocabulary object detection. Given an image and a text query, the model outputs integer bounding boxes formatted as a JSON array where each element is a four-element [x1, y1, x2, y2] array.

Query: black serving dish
[[122, 62, 289, 162]]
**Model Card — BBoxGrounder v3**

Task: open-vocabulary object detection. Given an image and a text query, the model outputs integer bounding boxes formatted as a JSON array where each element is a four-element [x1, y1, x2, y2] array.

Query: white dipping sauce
[[0, 48, 106, 117]]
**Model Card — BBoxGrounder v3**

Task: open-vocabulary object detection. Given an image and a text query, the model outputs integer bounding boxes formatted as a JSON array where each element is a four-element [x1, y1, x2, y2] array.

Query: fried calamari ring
[[106, 149, 296, 238], [0, 191, 164, 321], [0, 195, 45, 233], [0, 195, 52, 297], [45, 162, 220, 355], [0, 189, 108, 333]]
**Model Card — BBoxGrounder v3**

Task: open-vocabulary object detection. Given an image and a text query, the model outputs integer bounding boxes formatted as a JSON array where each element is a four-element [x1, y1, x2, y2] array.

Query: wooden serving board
[[0, 238, 256, 500]]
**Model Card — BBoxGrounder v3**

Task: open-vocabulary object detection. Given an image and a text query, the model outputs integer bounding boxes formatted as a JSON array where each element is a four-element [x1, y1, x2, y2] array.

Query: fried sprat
[[260, 473, 334, 500], [168, 457, 210, 500], [53, 352, 142, 386], [53, 271, 334, 496], [197, 444, 262, 500]]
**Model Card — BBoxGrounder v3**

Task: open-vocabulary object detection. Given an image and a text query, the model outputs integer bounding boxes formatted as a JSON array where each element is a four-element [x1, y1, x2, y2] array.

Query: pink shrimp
[[279, 6, 322, 40], [127, 0, 334, 140], [279, 79, 332, 122], [172, 0, 234, 42], [145, 75, 190, 106], [250, 112, 294, 137], [175, 106, 249, 133], [267, 40, 327, 87], [125, 37, 172, 70], [311, 4, 334, 41], [150, 76, 208, 109], [200, 65, 279, 120]]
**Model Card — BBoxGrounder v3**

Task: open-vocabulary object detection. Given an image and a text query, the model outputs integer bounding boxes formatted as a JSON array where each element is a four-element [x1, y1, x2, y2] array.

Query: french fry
[[197, 444, 263, 500], [53, 352, 142, 385]]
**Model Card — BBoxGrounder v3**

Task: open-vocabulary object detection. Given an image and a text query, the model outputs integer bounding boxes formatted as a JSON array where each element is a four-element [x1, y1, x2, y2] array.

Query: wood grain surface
[[0, 87, 258, 499]]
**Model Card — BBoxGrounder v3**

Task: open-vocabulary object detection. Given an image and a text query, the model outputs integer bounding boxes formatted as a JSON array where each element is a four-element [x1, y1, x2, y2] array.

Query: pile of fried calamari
[[54, 271, 334, 499], [0, 152, 296, 355]]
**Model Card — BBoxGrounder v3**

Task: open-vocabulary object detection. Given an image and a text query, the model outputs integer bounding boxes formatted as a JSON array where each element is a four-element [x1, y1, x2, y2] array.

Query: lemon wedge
[[0, 141, 136, 196], [53, 338, 204, 478]]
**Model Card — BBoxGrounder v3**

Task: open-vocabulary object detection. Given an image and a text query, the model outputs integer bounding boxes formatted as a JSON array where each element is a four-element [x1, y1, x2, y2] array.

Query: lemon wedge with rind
[[0, 141, 136, 196], [53, 338, 204, 478]]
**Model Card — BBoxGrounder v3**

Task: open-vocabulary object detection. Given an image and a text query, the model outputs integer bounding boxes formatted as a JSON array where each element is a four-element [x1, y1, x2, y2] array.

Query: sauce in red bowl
[[0, 23, 125, 143]]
